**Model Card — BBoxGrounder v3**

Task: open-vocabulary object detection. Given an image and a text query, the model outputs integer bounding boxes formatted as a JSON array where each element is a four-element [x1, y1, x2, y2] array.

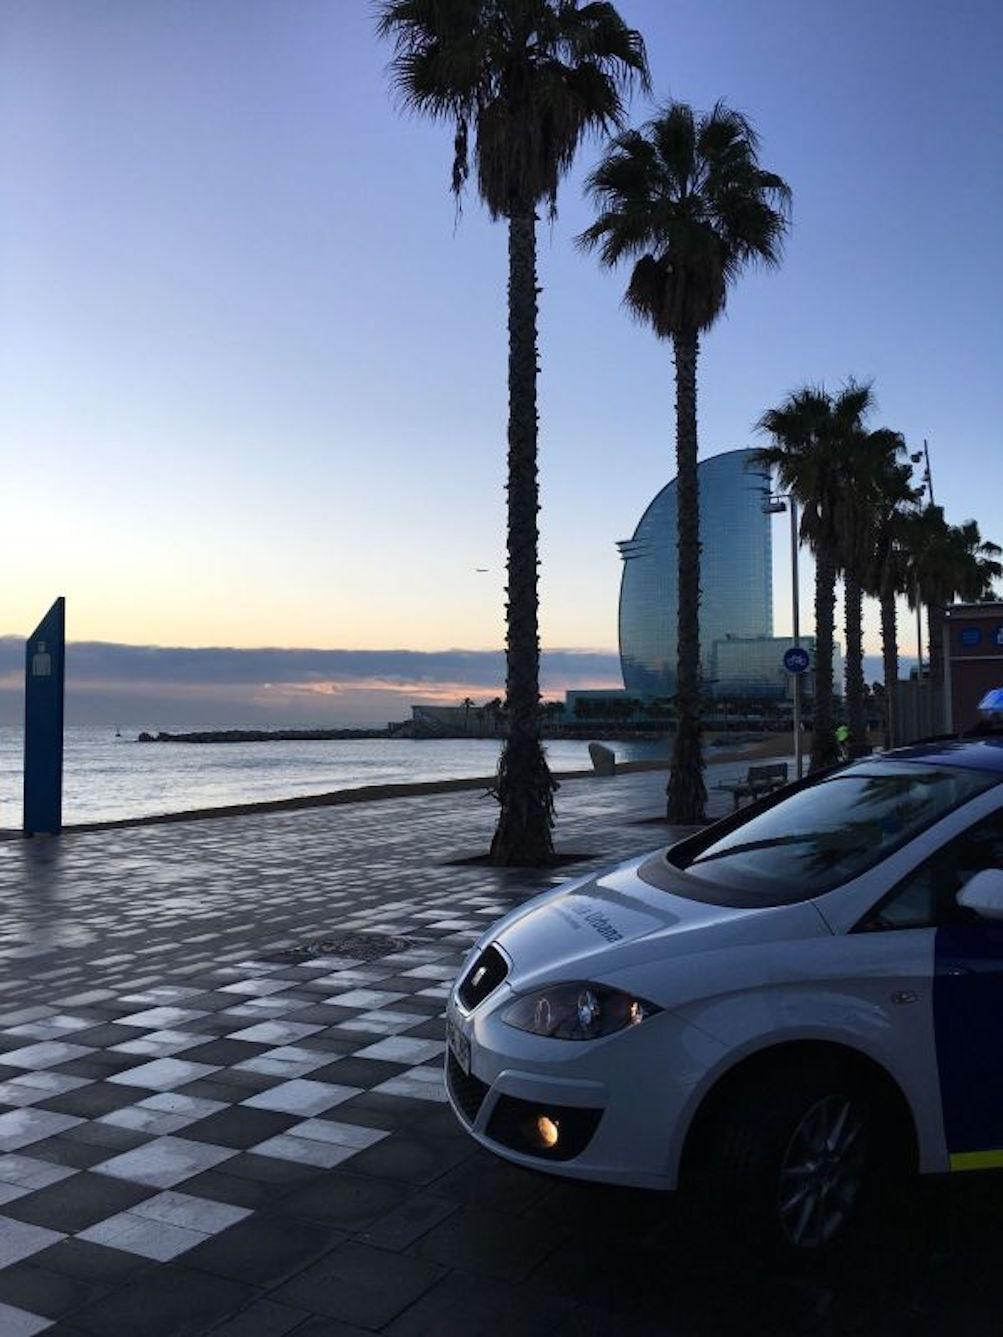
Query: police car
[[445, 739, 1003, 1252]]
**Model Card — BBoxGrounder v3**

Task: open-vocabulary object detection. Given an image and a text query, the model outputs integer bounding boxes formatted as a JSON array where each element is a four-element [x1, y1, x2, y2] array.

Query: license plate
[[447, 1018, 471, 1076]]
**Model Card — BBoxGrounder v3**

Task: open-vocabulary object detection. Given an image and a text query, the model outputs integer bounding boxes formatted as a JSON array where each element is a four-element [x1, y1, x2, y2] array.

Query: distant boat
[[115, 728, 122, 738]]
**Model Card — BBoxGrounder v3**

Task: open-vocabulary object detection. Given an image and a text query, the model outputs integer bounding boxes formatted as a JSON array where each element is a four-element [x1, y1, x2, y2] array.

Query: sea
[[0, 727, 669, 828]]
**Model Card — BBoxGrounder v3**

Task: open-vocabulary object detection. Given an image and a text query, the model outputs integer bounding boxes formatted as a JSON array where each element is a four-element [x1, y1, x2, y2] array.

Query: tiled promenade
[[0, 761, 999, 1336]]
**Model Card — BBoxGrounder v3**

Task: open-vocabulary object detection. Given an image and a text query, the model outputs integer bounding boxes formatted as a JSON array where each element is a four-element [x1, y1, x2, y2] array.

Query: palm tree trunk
[[844, 572, 866, 755], [489, 208, 556, 866], [811, 545, 839, 771], [927, 603, 945, 734], [666, 331, 706, 824], [879, 585, 898, 748]]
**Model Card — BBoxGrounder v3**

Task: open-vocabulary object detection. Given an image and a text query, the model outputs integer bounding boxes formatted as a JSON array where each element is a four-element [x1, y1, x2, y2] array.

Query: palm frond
[[579, 97, 790, 338], [378, 0, 649, 215]]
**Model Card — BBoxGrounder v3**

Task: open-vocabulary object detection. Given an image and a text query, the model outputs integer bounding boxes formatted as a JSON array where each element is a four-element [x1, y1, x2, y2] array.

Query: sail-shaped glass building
[[618, 449, 772, 696]]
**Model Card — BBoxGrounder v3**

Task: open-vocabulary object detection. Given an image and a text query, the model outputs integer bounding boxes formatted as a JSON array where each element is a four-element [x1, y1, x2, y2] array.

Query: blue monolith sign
[[24, 597, 66, 835]]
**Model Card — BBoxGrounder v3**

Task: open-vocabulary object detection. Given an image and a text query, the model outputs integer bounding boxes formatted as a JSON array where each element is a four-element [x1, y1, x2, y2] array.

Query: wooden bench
[[718, 762, 789, 811]]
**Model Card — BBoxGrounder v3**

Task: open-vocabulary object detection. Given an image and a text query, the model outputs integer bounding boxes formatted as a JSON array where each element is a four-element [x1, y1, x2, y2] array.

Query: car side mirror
[[957, 869, 1003, 921]]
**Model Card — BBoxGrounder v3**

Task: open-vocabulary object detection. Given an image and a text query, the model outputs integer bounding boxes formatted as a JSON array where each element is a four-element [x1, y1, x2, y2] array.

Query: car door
[[867, 807, 1003, 1168]]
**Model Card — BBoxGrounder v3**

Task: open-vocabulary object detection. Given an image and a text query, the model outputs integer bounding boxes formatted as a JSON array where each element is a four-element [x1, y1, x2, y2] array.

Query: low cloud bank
[[0, 639, 622, 727]]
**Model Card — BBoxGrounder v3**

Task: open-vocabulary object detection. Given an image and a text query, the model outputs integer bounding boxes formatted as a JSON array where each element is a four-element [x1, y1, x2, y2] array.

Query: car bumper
[[444, 991, 725, 1190]]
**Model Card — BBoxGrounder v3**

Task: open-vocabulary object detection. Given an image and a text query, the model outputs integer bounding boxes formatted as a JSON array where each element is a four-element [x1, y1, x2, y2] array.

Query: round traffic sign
[[783, 646, 811, 674]]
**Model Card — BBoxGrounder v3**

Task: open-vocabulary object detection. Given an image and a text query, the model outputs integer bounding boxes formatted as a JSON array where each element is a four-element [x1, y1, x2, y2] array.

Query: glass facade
[[618, 449, 772, 696], [713, 636, 816, 699]]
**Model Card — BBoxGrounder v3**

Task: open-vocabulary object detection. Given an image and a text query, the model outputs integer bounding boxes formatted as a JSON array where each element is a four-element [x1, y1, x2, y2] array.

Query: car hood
[[491, 850, 828, 990]]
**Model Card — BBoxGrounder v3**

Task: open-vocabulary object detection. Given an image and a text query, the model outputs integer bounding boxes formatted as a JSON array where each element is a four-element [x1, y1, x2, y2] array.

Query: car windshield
[[667, 760, 999, 905]]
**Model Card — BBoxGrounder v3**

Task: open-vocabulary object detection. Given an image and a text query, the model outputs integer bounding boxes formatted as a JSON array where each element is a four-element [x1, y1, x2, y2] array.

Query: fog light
[[537, 1115, 559, 1149]]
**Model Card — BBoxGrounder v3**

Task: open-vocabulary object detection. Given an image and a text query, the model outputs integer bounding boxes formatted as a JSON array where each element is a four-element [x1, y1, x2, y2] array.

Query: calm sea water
[[0, 727, 668, 827]]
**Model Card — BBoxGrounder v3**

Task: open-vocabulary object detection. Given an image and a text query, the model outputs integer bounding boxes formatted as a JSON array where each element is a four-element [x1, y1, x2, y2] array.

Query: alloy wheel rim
[[777, 1094, 866, 1248]]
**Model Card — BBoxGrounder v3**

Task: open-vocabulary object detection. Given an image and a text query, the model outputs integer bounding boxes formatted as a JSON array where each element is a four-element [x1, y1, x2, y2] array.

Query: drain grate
[[262, 931, 413, 965]]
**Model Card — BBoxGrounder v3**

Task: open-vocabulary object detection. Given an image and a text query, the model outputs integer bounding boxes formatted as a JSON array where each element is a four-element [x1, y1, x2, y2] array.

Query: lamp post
[[765, 493, 804, 779]]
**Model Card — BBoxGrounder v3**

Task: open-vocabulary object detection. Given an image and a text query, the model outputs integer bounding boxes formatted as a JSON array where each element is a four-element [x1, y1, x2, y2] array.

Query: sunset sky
[[2, 0, 1001, 721]]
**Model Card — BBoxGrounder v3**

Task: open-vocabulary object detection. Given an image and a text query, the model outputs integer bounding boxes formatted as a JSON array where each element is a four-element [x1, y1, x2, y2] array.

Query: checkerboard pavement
[[1, 767, 731, 1335], [6, 759, 961, 1337], [0, 908, 530, 1333]]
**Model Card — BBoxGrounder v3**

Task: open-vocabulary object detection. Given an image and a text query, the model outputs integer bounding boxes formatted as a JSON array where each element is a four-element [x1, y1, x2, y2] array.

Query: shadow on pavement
[[511, 1169, 1003, 1336]]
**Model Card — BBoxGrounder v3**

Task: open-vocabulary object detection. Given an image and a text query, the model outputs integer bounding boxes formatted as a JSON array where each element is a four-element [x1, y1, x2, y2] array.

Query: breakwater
[[137, 728, 390, 743]]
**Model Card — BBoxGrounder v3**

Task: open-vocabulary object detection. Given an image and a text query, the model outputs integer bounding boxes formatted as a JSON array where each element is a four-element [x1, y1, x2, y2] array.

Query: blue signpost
[[784, 646, 811, 675], [24, 597, 66, 836]]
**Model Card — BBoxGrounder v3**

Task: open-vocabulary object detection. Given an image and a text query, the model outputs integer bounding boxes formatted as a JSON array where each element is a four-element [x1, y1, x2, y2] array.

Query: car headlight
[[501, 983, 660, 1041]]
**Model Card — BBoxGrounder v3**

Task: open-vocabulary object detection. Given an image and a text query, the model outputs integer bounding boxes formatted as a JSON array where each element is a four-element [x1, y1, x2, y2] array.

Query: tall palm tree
[[755, 382, 873, 771], [866, 460, 920, 748], [833, 423, 908, 755], [904, 506, 1002, 729], [579, 102, 790, 822], [378, 1, 648, 864]]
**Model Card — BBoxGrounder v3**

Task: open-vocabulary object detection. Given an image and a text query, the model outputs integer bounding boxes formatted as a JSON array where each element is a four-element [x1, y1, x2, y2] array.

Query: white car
[[445, 740, 1003, 1252]]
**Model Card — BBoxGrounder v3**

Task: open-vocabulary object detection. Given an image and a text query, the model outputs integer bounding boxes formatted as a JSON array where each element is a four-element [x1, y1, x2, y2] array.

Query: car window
[[663, 761, 999, 907], [861, 809, 1003, 931]]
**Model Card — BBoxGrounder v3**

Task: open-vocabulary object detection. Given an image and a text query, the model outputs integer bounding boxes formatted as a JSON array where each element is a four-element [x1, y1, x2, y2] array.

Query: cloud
[[0, 639, 622, 727]]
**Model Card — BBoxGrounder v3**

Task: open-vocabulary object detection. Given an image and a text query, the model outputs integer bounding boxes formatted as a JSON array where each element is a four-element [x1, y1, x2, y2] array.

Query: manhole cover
[[263, 931, 413, 965]]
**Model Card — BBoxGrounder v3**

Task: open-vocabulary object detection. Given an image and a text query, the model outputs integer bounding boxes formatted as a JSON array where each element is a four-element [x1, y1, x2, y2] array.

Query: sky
[[2, 0, 1001, 723]]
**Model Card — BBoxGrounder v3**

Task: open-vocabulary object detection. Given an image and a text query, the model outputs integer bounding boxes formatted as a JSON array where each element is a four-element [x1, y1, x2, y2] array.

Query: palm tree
[[579, 102, 790, 822], [755, 383, 874, 771], [866, 460, 920, 748], [833, 422, 908, 755], [378, 1, 648, 864], [904, 506, 1002, 729]]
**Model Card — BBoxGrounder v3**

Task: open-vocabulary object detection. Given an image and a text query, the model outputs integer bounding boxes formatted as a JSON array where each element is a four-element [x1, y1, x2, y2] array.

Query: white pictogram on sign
[[32, 641, 52, 677]]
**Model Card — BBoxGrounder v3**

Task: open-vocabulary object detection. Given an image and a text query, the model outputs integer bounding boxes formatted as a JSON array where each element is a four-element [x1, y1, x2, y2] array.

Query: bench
[[718, 762, 789, 811]]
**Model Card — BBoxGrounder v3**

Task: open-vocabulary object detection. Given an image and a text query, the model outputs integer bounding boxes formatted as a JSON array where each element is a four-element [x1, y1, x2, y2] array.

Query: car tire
[[700, 1063, 871, 1257]]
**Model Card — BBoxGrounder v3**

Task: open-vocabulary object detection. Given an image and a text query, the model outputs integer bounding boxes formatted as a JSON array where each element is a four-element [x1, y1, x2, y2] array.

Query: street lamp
[[763, 492, 804, 779]]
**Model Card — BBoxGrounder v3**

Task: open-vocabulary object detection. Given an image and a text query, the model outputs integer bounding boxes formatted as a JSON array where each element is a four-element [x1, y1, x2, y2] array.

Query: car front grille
[[446, 1050, 489, 1125], [458, 943, 508, 1011]]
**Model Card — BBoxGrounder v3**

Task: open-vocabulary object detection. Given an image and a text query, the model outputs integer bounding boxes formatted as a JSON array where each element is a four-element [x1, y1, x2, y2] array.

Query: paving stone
[[360, 1192, 459, 1251], [277, 1169, 407, 1229], [23, 1237, 152, 1286], [209, 1152, 321, 1188], [68, 1262, 255, 1337], [0, 1260, 107, 1321], [241, 1079, 360, 1117], [308, 1057, 402, 1090], [206, 1298, 311, 1337], [179, 1106, 298, 1151], [0, 1217, 66, 1268], [179, 1212, 346, 1286], [382, 1270, 576, 1337], [0, 1302, 54, 1336], [91, 1136, 237, 1189], [1, 1172, 155, 1233], [273, 1241, 445, 1329], [35, 1083, 144, 1120], [432, 1151, 552, 1213], [0, 1044, 95, 1072], [0, 1110, 84, 1153], [0, 1156, 77, 1194], [57, 1121, 152, 1153], [20, 1137, 111, 1171], [106, 1058, 221, 1093], [410, 1204, 564, 1280], [172, 1039, 271, 1067], [346, 1134, 473, 1186], [77, 1212, 208, 1263]]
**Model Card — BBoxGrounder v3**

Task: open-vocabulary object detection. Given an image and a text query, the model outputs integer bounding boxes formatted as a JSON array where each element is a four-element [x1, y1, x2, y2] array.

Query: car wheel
[[703, 1067, 870, 1255]]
